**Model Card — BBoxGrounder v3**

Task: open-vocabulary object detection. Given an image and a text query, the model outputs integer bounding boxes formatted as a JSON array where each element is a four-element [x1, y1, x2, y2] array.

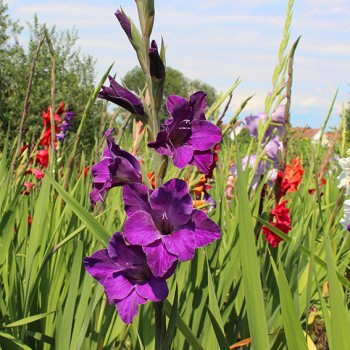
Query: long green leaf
[[163, 299, 204, 350], [257, 218, 350, 288], [235, 145, 270, 349], [46, 173, 110, 246], [4, 311, 55, 328], [324, 229, 350, 349], [270, 258, 308, 350]]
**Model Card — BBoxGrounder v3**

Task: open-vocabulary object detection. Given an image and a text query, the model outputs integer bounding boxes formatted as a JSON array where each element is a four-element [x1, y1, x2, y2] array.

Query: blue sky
[[7, 0, 350, 129]]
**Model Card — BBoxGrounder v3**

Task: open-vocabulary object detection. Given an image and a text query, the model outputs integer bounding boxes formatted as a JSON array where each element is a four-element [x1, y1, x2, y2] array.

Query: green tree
[[0, 2, 102, 153]]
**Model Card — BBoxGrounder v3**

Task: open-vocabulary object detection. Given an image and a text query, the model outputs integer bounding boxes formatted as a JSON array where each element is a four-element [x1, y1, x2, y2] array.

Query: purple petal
[[103, 273, 134, 302], [98, 76, 144, 116], [245, 114, 265, 139], [191, 209, 221, 248], [166, 95, 192, 121], [115, 290, 147, 324], [189, 91, 207, 121], [187, 120, 222, 151], [91, 158, 112, 183], [83, 249, 116, 283], [149, 178, 193, 228], [124, 211, 162, 246], [64, 110, 75, 121], [109, 156, 142, 185], [107, 232, 146, 267], [90, 188, 104, 206], [172, 145, 194, 168], [143, 240, 178, 277], [123, 183, 151, 217], [272, 104, 285, 124], [162, 228, 196, 261], [264, 136, 282, 163], [189, 150, 213, 175], [115, 10, 132, 40], [135, 276, 168, 302], [148, 129, 173, 156]]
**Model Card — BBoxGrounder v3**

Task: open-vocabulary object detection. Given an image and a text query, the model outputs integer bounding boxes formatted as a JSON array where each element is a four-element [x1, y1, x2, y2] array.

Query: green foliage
[[0, 4, 102, 152]]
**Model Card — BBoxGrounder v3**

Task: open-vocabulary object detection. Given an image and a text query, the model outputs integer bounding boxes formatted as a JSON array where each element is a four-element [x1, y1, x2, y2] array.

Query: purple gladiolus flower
[[98, 76, 144, 117], [60, 121, 71, 133], [115, 9, 132, 40], [56, 133, 66, 142], [90, 129, 142, 205], [122, 178, 221, 277], [245, 104, 285, 140], [83, 232, 170, 324], [149, 40, 165, 80], [264, 136, 282, 163], [65, 110, 75, 122], [148, 92, 222, 174]]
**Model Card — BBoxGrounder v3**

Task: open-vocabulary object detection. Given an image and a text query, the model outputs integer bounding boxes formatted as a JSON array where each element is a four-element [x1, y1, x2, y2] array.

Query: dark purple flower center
[[124, 262, 150, 283], [347, 223, 350, 232], [157, 211, 172, 235], [170, 119, 192, 146]]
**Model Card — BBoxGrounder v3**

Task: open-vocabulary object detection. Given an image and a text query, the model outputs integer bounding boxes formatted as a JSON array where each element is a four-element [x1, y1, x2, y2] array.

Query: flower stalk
[[154, 301, 166, 350]]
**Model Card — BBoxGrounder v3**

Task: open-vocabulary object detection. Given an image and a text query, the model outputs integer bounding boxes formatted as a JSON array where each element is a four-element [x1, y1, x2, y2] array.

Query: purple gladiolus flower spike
[[115, 9, 132, 40], [98, 76, 144, 117], [148, 92, 222, 174], [122, 178, 221, 277], [83, 232, 171, 324], [90, 129, 142, 205]]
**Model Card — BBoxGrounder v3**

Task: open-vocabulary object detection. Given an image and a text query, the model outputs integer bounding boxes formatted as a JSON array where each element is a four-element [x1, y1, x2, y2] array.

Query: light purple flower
[[83, 232, 171, 324], [122, 178, 221, 277], [56, 133, 66, 142], [231, 154, 278, 189], [115, 9, 132, 40], [98, 75, 144, 117], [90, 129, 142, 205], [148, 92, 222, 174], [245, 105, 285, 140], [264, 136, 283, 163], [149, 40, 165, 80]]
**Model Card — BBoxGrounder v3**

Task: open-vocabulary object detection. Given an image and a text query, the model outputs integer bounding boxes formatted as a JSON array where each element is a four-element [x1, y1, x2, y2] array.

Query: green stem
[[154, 301, 166, 350]]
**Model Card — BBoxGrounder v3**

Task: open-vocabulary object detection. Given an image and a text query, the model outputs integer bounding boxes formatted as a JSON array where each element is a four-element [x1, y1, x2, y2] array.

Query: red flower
[[278, 157, 304, 197], [20, 144, 28, 154], [33, 168, 45, 179], [25, 168, 45, 179], [41, 106, 62, 128], [36, 150, 49, 168], [148, 171, 156, 189], [28, 215, 32, 226], [284, 158, 304, 192], [308, 178, 326, 195], [262, 200, 291, 247], [207, 144, 220, 179], [84, 166, 90, 178], [21, 182, 35, 195]]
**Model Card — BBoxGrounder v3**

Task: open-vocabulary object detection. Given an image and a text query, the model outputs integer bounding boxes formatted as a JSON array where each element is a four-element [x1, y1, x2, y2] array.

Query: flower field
[[1, 0, 350, 349]]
